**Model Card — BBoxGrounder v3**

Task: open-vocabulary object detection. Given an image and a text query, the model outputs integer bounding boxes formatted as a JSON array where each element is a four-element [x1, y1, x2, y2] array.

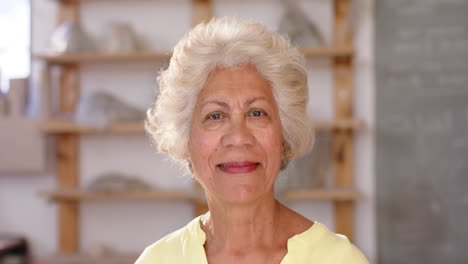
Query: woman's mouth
[[216, 161, 260, 174]]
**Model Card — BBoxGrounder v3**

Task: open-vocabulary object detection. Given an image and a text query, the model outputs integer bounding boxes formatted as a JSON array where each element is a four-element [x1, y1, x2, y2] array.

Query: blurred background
[[0, 0, 467, 263]]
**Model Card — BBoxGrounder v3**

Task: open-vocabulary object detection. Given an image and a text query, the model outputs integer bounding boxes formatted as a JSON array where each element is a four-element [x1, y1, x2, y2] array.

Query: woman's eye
[[207, 113, 222, 120], [250, 110, 265, 117]]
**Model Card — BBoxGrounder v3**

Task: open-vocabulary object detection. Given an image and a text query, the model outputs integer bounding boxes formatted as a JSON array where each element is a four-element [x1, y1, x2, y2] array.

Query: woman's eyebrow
[[245, 96, 268, 107], [200, 100, 229, 109], [200, 96, 269, 109]]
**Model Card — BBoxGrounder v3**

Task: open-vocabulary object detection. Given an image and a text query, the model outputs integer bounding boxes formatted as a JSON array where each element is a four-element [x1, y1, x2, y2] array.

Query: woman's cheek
[[193, 129, 222, 160], [203, 120, 225, 131], [247, 115, 271, 128]]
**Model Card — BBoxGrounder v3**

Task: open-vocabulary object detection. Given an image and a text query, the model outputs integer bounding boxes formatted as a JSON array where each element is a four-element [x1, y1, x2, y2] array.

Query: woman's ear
[[281, 141, 287, 159], [280, 141, 290, 170]]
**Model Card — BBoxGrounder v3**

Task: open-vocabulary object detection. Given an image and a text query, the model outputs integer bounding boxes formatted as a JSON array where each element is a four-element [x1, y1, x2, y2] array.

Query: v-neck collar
[[189, 215, 325, 264]]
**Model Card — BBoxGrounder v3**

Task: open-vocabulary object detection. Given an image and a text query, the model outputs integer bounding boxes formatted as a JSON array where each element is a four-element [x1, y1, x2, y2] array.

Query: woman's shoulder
[[134, 216, 206, 264], [278, 204, 369, 263], [287, 221, 369, 264], [134, 227, 187, 264]]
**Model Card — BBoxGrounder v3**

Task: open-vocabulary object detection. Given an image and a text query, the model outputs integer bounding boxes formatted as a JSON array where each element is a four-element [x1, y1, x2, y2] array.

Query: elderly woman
[[136, 17, 369, 264]]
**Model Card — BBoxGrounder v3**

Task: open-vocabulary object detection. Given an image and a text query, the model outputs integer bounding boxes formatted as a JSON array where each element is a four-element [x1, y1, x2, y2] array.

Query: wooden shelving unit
[[36, 0, 362, 259]]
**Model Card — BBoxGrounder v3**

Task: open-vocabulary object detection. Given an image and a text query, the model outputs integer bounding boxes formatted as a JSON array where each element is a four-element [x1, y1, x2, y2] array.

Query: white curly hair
[[145, 17, 314, 169]]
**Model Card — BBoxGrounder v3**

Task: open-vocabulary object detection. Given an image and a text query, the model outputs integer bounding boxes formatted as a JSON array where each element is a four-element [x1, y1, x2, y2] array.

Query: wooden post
[[332, 0, 355, 241], [192, 0, 212, 26], [191, 0, 212, 216], [56, 0, 80, 252], [58, 0, 80, 25], [57, 64, 80, 253]]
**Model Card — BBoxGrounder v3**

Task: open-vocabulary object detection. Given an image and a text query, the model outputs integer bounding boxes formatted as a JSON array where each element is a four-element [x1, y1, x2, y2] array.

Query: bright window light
[[0, 0, 31, 93]]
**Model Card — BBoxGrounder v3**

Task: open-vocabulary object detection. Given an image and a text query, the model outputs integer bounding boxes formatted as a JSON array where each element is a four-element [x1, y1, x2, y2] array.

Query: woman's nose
[[221, 116, 255, 148]]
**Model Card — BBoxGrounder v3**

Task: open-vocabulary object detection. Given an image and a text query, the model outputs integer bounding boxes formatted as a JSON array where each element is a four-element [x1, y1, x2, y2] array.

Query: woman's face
[[188, 64, 284, 204]]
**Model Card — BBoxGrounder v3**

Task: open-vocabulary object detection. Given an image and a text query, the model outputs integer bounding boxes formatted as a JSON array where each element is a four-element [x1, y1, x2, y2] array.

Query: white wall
[[0, 0, 375, 262]]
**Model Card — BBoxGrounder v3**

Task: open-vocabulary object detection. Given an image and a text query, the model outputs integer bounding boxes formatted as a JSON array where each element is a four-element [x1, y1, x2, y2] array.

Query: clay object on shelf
[[74, 91, 144, 129], [102, 22, 139, 53], [85, 172, 153, 193], [276, 131, 331, 193], [49, 22, 96, 54], [278, 0, 325, 47]]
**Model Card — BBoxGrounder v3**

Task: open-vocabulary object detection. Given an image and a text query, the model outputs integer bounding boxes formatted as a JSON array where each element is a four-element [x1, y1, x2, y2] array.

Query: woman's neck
[[200, 194, 284, 254]]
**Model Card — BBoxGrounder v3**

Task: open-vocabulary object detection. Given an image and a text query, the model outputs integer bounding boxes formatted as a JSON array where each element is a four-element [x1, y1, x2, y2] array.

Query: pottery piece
[[74, 91, 144, 129], [276, 131, 331, 194], [278, 0, 325, 47], [102, 22, 138, 53], [50, 22, 95, 54], [86, 172, 152, 193]]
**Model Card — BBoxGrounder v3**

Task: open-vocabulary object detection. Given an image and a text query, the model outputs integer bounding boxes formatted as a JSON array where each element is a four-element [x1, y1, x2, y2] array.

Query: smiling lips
[[216, 161, 260, 174]]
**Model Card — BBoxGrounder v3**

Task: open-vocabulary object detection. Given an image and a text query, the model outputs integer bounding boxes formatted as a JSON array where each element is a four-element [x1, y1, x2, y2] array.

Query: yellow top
[[135, 216, 369, 264]]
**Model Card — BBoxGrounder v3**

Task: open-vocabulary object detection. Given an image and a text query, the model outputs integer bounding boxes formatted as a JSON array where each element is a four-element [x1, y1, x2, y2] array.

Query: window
[[0, 0, 30, 93]]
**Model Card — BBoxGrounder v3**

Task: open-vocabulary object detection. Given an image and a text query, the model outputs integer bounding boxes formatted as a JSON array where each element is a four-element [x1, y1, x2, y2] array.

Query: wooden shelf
[[40, 120, 145, 134], [299, 46, 353, 57], [33, 52, 172, 64], [282, 188, 361, 201], [40, 188, 359, 203], [34, 47, 353, 64], [314, 119, 363, 130], [40, 119, 363, 135], [40, 189, 195, 202]]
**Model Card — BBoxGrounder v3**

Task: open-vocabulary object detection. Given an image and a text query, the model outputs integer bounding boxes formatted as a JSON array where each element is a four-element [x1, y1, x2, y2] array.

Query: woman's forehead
[[199, 65, 274, 99]]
